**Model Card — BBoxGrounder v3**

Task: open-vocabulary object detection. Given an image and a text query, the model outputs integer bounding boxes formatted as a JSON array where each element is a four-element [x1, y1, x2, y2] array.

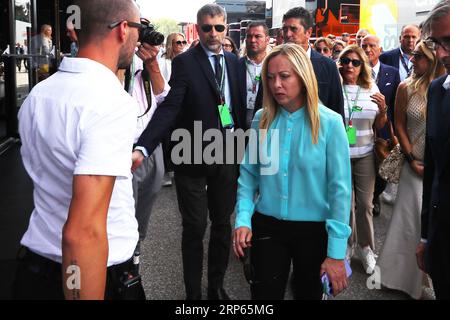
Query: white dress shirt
[[19, 57, 139, 266]]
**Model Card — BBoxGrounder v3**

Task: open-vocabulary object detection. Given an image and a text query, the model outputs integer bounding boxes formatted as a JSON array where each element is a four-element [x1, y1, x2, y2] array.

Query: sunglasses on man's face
[[200, 24, 226, 33], [340, 57, 362, 67], [175, 40, 187, 46]]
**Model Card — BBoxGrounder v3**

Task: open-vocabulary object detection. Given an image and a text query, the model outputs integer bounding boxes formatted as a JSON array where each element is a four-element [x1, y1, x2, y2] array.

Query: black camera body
[[139, 24, 164, 46]]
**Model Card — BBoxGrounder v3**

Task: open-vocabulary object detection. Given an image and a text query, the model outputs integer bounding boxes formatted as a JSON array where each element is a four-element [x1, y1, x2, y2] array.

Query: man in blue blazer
[[237, 21, 269, 130], [417, 2, 450, 300], [379, 24, 421, 82], [133, 4, 245, 300], [362, 34, 401, 216], [282, 7, 344, 120]]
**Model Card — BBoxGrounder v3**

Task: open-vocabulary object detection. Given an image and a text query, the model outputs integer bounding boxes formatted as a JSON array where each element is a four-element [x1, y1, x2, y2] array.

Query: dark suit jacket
[[238, 57, 263, 130], [379, 48, 401, 70], [136, 44, 245, 176], [375, 62, 400, 139], [310, 50, 345, 120], [421, 75, 450, 282]]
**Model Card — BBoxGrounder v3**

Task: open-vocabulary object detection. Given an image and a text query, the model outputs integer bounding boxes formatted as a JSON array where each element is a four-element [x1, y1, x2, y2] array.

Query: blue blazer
[[379, 48, 401, 70], [136, 44, 245, 176], [421, 75, 450, 282], [375, 62, 400, 139]]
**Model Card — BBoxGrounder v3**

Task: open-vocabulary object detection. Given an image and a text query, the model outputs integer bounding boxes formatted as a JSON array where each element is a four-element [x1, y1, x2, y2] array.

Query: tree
[[152, 18, 182, 39]]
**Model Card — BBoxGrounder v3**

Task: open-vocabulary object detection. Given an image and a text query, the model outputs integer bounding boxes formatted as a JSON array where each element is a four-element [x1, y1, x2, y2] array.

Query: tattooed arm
[[62, 175, 115, 300]]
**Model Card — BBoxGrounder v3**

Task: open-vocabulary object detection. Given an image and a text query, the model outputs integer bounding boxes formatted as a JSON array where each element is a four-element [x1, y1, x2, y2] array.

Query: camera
[[139, 24, 164, 46]]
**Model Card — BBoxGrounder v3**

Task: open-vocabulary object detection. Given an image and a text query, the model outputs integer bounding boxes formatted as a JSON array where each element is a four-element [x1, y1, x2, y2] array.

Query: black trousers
[[12, 247, 146, 300], [174, 164, 238, 299], [250, 212, 327, 300]]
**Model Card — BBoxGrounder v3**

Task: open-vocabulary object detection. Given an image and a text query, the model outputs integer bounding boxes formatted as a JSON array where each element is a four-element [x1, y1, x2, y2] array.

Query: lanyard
[[246, 59, 261, 94], [343, 85, 362, 125], [213, 55, 226, 104], [399, 51, 411, 75]]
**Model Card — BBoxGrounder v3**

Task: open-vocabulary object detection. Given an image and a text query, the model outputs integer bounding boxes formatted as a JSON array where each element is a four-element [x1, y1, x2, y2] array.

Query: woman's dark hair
[[224, 36, 239, 57]]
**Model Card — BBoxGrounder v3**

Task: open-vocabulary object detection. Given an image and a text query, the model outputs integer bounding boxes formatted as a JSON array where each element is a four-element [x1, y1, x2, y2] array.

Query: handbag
[[378, 144, 404, 183], [374, 120, 399, 167], [378, 124, 425, 184]]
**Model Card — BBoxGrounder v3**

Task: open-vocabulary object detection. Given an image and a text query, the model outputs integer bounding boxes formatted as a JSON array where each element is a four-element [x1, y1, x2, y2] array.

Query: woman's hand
[[370, 92, 387, 113], [320, 258, 348, 297], [233, 227, 252, 258], [410, 160, 424, 177]]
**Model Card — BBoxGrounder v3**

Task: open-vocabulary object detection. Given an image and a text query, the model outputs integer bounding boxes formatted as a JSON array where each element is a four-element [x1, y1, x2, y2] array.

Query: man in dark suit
[[237, 21, 270, 129], [362, 34, 400, 216], [380, 24, 421, 82], [417, 1, 450, 300], [282, 7, 344, 120], [134, 4, 244, 300]]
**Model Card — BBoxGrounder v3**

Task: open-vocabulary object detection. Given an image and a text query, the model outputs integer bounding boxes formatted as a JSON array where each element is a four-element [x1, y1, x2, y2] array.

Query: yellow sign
[[360, 0, 399, 50]]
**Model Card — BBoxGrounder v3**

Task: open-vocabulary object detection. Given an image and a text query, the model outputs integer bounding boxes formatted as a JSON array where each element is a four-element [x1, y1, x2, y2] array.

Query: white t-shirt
[[18, 57, 139, 266]]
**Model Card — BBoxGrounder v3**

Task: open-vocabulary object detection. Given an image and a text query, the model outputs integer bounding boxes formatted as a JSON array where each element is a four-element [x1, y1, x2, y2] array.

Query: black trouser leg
[[250, 213, 327, 300], [12, 248, 145, 300], [206, 164, 238, 290], [174, 173, 208, 299]]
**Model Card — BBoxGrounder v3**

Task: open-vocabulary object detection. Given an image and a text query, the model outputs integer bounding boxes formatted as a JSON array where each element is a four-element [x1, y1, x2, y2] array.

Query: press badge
[[218, 104, 234, 129], [346, 123, 357, 145]]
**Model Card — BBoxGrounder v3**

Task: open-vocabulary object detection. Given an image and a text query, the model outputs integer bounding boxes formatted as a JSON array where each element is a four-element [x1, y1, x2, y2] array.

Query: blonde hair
[[337, 44, 373, 89], [163, 33, 186, 60], [406, 40, 446, 98], [314, 37, 333, 50], [405, 40, 446, 118], [260, 44, 320, 144]]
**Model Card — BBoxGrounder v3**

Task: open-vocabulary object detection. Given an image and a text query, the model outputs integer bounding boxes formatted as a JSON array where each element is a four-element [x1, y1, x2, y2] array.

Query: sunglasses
[[200, 24, 226, 33], [411, 51, 425, 60], [108, 20, 146, 30], [340, 57, 362, 67], [175, 40, 187, 46], [425, 37, 450, 52]]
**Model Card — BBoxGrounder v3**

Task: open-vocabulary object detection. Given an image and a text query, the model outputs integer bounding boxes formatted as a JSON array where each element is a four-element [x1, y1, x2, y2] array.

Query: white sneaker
[[357, 246, 377, 275]]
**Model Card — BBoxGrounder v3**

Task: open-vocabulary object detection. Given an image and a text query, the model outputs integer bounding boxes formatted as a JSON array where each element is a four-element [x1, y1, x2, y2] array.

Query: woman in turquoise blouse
[[233, 44, 352, 300]]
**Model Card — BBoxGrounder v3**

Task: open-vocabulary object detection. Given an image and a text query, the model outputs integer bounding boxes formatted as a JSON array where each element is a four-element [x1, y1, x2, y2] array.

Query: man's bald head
[[363, 34, 380, 46], [72, 0, 140, 45], [361, 34, 383, 66]]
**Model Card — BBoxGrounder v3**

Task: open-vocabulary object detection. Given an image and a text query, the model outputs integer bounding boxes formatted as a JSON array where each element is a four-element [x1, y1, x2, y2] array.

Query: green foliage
[[152, 18, 182, 39]]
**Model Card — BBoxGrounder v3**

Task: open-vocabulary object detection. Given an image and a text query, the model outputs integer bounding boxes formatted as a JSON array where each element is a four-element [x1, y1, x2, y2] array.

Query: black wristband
[[405, 152, 415, 163]]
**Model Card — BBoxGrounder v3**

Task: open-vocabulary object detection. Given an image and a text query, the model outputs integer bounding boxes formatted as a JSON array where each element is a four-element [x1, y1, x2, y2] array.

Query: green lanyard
[[343, 85, 362, 126], [214, 55, 226, 104]]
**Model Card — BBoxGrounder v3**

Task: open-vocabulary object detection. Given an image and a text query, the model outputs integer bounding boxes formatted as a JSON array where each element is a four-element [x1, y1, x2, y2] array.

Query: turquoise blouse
[[235, 105, 352, 259]]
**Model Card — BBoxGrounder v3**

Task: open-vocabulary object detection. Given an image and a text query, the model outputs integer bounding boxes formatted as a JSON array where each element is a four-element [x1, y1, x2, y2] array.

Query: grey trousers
[[349, 153, 376, 250], [132, 144, 164, 241]]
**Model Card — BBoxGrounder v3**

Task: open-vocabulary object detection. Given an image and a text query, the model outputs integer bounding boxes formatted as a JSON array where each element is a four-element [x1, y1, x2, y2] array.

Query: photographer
[[126, 22, 169, 255]]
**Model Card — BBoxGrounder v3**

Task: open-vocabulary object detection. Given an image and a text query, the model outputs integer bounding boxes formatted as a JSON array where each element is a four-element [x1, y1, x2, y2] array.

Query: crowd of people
[[12, 0, 450, 301]]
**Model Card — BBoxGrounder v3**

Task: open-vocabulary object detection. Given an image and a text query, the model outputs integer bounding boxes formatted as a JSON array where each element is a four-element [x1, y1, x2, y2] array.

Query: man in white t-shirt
[[13, 0, 144, 300]]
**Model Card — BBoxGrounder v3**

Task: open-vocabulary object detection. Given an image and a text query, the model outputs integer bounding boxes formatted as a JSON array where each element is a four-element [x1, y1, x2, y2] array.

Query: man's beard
[[204, 37, 222, 53], [117, 38, 135, 70]]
